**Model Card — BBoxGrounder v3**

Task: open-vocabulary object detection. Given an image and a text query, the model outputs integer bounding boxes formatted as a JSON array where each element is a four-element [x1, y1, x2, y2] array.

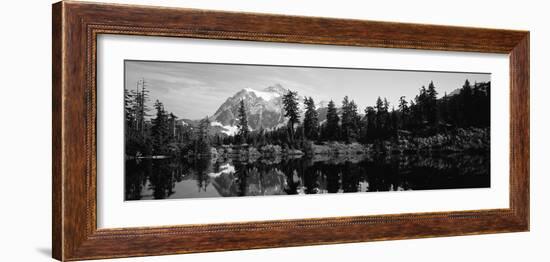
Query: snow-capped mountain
[[179, 84, 330, 136], [211, 84, 289, 134], [448, 88, 461, 97]]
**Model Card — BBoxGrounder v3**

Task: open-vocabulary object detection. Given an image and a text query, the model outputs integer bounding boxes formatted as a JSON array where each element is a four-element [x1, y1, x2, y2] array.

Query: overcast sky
[[125, 60, 490, 120]]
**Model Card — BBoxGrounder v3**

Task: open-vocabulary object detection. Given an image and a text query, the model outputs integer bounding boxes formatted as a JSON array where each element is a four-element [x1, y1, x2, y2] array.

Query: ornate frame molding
[[53, 1, 529, 261]]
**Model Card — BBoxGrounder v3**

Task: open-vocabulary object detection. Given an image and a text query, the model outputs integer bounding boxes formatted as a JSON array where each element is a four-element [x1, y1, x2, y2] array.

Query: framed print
[[52, 1, 529, 261]]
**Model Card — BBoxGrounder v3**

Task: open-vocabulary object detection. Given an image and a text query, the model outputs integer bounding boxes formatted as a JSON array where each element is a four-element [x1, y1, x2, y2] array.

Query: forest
[[124, 79, 490, 159]]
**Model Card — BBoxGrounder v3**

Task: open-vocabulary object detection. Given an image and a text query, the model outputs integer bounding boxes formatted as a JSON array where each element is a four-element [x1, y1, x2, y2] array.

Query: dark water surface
[[125, 153, 490, 201]]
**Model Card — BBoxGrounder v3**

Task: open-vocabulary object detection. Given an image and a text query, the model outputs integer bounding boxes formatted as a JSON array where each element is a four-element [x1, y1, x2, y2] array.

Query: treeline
[[125, 79, 153, 156], [125, 78, 490, 157], [221, 79, 490, 149], [125, 79, 211, 157]]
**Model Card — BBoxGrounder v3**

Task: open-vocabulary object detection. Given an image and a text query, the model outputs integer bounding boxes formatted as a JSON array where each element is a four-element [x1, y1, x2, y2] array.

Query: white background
[[0, 0, 547, 261], [98, 35, 509, 228]]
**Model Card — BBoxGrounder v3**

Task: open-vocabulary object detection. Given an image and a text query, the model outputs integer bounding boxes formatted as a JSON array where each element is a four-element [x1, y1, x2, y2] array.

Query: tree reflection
[[124, 159, 147, 200], [234, 161, 249, 197], [125, 152, 490, 200], [194, 157, 211, 193], [148, 159, 175, 199]]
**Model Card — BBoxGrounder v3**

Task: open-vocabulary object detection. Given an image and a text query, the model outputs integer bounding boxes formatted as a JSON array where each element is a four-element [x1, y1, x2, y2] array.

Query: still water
[[125, 153, 490, 201]]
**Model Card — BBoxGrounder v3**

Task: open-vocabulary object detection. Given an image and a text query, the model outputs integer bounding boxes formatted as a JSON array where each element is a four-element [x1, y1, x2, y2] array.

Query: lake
[[125, 152, 490, 201]]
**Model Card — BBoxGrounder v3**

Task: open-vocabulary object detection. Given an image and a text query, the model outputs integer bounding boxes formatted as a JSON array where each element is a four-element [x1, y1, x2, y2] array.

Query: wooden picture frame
[[52, 1, 529, 261]]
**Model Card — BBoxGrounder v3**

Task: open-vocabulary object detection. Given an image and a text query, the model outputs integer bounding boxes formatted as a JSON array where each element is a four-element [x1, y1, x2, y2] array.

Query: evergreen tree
[[474, 81, 491, 127], [124, 86, 150, 157], [168, 113, 177, 140], [151, 100, 169, 154], [409, 99, 421, 128], [383, 98, 390, 112], [398, 96, 409, 129], [134, 79, 150, 134], [461, 79, 473, 126], [124, 88, 136, 131], [462, 79, 472, 95], [341, 96, 360, 143], [398, 96, 409, 114], [416, 85, 427, 123], [362, 106, 377, 142], [440, 92, 451, 124], [375, 97, 387, 131], [325, 100, 340, 141], [426, 81, 438, 125], [303, 97, 319, 140], [282, 89, 300, 143], [169, 77, 491, 156], [196, 116, 211, 156], [236, 99, 249, 143], [390, 108, 399, 132], [375, 96, 384, 112]]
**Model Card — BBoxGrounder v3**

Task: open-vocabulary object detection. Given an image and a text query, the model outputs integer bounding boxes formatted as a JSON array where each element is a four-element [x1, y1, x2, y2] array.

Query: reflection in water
[[125, 153, 490, 201]]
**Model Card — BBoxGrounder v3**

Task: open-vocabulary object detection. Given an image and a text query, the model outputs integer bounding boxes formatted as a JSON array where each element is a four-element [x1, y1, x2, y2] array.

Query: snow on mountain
[[204, 84, 337, 136], [211, 84, 289, 131], [176, 119, 198, 127], [448, 88, 461, 96], [317, 100, 330, 109], [210, 121, 239, 136], [243, 87, 280, 101], [263, 83, 288, 95]]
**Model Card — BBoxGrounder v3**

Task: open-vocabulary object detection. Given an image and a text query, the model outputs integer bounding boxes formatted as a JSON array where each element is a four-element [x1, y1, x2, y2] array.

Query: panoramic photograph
[[124, 60, 491, 201]]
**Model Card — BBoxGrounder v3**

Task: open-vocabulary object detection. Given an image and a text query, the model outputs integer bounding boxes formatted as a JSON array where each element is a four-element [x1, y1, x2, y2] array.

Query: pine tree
[[398, 96, 409, 114], [426, 81, 438, 125], [375, 96, 386, 130], [462, 79, 472, 95], [196, 116, 211, 156], [416, 86, 427, 123], [236, 99, 249, 143], [398, 96, 409, 128], [363, 106, 376, 142], [390, 107, 398, 132], [124, 88, 136, 130], [134, 79, 150, 134], [168, 113, 177, 140], [461, 79, 473, 126], [282, 89, 300, 143], [341, 96, 360, 143], [383, 98, 390, 112], [303, 97, 319, 140], [440, 92, 451, 124], [409, 99, 422, 129], [151, 100, 169, 154], [325, 100, 340, 141]]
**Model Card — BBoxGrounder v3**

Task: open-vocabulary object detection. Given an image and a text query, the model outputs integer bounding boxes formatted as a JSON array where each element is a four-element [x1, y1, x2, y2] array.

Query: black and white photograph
[[2, 0, 544, 261], [124, 60, 491, 201]]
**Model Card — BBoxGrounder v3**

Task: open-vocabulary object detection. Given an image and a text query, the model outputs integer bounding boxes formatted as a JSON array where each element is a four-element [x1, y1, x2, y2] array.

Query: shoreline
[[128, 127, 489, 161]]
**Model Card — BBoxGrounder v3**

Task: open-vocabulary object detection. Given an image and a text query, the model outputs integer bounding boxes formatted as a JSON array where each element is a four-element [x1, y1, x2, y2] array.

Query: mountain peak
[[263, 83, 287, 95], [241, 87, 280, 101], [212, 85, 287, 132], [448, 88, 461, 96], [317, 100, 330, 108]]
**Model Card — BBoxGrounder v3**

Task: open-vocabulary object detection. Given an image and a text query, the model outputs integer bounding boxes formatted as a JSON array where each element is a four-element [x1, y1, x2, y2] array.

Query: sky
[[125, 60, 490, 120]]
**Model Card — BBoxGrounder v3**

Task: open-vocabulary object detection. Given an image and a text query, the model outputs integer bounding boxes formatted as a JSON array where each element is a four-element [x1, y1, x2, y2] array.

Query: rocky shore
[[202, 127, 489, 160], [384, 127, 489, 154]]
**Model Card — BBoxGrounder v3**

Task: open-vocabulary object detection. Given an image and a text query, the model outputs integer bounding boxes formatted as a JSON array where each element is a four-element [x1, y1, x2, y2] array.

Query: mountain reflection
[[125, 153, 489, 201]]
